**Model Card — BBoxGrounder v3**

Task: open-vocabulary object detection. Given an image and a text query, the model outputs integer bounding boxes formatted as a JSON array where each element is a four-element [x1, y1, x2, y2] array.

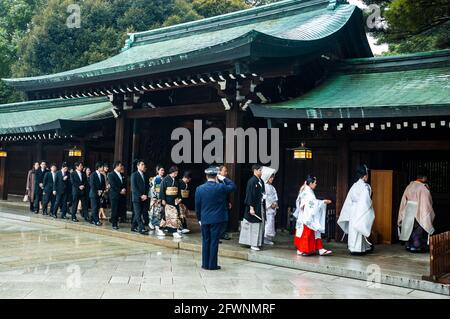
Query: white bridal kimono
[[338, 179, 375, 253], [294, 185, 327, 240], [262, 167, 278, 239]]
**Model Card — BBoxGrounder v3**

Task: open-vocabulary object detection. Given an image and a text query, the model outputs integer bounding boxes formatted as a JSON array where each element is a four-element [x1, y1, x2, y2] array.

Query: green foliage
[[363, 0, 450, 54]]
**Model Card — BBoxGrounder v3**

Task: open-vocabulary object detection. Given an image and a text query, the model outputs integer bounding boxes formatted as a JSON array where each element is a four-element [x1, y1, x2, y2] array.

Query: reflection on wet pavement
[[0, 218, 448, 299]]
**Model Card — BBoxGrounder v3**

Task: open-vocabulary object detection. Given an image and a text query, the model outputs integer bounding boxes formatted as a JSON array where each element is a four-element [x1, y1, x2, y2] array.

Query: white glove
[[199, 221, 202, 226], [217, 175, 225, 181]]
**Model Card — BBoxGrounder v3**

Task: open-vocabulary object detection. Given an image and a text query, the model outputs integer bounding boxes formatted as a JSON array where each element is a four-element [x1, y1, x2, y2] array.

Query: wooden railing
[[423, 231, 450, 284]]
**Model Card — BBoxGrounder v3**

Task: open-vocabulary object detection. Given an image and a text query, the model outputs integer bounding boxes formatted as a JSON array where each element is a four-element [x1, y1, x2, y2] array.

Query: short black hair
[[305, 175, 317, 185], [169, 165, 179, 174], [74, 162, 83, 168], [417, 166, 428, 179], [61, 162, 68, 169], [251, 164, 262, 172], [40, 160, 47, 165], [135, 159, 145, 167], [156, 164, 164, 173], [183, 171, 192, 179], [95, 162, 104, 170], [113, 161, 123, 169], [50, 163, 57, 168]]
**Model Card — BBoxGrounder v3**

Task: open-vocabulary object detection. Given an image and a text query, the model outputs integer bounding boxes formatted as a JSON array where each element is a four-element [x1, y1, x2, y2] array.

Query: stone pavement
[[0, 217, 448, 299], [0, 199, 449, 296]]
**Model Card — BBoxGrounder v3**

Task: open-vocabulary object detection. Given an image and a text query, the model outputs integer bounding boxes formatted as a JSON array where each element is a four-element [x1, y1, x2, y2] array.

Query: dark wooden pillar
[[131, 119, 141, 163], [225, 104, 244, 232], [114, 116, 125, 162], [36, 141, 43, 162], [335, 135, 350, 240], [0, 154, 7, 200]]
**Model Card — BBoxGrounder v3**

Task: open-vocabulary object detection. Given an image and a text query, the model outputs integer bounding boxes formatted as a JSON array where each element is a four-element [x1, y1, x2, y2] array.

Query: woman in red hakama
[[294, 175, 333, 256]]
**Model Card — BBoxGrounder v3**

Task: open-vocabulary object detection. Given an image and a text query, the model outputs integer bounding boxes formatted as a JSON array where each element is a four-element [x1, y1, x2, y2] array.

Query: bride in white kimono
[[338, 165, 375, 255], [262, 167, 278, 245]]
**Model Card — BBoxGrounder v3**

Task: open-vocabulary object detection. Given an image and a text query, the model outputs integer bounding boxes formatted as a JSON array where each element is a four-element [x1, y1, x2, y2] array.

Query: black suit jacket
[[131, 171, 149, 203], [70, 171, 88, 197], [54, 171, 70, 195], [34, 169, 48, 189], [89, 172, 106, 198], [108, 171, 126, 200], [43, 171, 56, 194]]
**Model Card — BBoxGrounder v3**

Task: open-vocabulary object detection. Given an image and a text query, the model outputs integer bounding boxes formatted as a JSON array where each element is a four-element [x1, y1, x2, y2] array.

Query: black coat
[[108, 171, 126, 200], [70, 170, 88, 197], [34, 169, 48, 189], [89, 172, 106, 199], [243, 175, 265, 223], [43, 171, 56, 194], [54, 171, 70, 194], [131, 171, 149, 203]]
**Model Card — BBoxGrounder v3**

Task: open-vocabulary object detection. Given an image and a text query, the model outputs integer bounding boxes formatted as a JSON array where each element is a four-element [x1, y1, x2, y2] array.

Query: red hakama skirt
[[294, 225, 323, 254]]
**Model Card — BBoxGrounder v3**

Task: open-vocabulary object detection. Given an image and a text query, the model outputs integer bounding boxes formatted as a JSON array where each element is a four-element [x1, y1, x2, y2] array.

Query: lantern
[[0, 150, 7, 158], [68, 147, 82, 157], [291, 143, 312, 160]]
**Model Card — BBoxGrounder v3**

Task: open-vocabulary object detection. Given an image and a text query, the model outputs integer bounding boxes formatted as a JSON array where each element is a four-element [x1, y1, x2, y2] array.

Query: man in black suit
[[89, 162, 106, 226], [108, 161, 127, 230], [53, 163, 70, 219], [42, 164, 57, 216], [70, 162, 88, 222], [131, 160, 149, 235], [33, 161, 48, 214]]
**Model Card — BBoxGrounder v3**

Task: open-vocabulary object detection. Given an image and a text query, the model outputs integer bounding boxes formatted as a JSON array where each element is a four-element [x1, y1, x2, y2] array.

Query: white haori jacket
[[294, 185, 327, 240], [338, 179, 375, 246]]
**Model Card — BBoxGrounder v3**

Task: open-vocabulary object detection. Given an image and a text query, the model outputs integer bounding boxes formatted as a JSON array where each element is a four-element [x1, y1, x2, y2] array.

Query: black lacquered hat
[[204, 166, 220, 176]]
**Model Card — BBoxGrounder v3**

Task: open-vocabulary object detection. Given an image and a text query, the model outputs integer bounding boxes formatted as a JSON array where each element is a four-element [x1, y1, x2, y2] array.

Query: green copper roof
[[0, 97, 113, 134], [250, 49, 450, 119], [3, 0, 371, 91]]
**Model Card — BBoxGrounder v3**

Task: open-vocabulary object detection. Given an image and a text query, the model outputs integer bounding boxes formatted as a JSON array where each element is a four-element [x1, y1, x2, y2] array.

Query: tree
[[364, 0, 450, 54]]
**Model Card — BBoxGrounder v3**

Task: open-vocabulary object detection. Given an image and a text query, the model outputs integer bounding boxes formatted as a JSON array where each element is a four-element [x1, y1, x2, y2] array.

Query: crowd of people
[[24, 160, 436, 270]]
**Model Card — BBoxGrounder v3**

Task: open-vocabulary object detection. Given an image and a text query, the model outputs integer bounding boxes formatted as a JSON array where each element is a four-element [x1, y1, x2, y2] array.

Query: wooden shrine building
[[2, 0, 449, 239]]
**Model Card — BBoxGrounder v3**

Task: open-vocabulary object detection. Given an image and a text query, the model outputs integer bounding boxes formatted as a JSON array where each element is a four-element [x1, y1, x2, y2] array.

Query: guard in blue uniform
[[195, 166, 236, 270]]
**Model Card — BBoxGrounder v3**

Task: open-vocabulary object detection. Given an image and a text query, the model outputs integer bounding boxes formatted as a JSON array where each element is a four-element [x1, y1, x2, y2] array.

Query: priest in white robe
[[262, 167, 278, 245], [398, 170, 435, 253], [338, 165, 375, 255], [294, 175, 333, 256]]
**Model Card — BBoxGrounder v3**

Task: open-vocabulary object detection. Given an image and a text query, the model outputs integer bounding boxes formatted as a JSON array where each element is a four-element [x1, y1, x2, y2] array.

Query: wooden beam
[[225, 104, 244, 232], [0, 157, 7, 200], [351, 140, 450, 151], [125, 102, 224, 119], [335, 135, 349, 240], [114, 117, 125, 162]]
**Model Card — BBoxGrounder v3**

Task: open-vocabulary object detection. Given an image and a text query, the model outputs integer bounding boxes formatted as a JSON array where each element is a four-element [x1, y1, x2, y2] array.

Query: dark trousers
[[110, 196, 119, 227], [54, 192, 68, 217], [132, 201, 146, 231], [29, 201, 34, 212], [72, 194, 88, 220], [201, 222, 226, 269], [119, 196, 127, 222], [90, 196, 100, 223], [33, 188, 43, 212], [408, 222, 428, 250], [42, 192, 55, 215]]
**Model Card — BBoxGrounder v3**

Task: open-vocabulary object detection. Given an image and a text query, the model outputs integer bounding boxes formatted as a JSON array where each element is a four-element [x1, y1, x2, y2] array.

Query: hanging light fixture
[[0, 149, 7, 158], [68, 146, 82, 157], [289, 143, 313, 160]]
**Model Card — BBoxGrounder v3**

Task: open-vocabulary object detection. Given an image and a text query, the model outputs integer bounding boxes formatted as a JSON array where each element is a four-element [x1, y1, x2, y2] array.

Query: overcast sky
[[347, 0, 389, 55]]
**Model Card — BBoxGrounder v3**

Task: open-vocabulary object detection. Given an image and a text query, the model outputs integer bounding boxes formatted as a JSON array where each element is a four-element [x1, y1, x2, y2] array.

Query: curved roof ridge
[[122, 0, 333, 50]]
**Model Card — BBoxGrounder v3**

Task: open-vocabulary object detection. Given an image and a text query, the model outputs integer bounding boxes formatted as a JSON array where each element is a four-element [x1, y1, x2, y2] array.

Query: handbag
[[23, 194, 29, 202]]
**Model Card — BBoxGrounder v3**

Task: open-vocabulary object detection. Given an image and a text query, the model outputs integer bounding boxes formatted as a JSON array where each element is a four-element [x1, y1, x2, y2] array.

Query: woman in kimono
[[178, 171, 192, 234], [294, 175, 333, 256], [239, 165, 265, 251], [262, 167, 278, 245], [160, 165, 183, 239], [26, 162, 39, 212], [149, 165, 166, 236], [338, 165, 375, 255]]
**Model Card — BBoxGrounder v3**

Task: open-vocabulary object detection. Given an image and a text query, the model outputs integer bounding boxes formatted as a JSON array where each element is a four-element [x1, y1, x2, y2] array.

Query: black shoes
[[72, 218, 79, 222], [131, 228, 139, 233], [221, 233, 231, 240], [112, 225, 119, 230]]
